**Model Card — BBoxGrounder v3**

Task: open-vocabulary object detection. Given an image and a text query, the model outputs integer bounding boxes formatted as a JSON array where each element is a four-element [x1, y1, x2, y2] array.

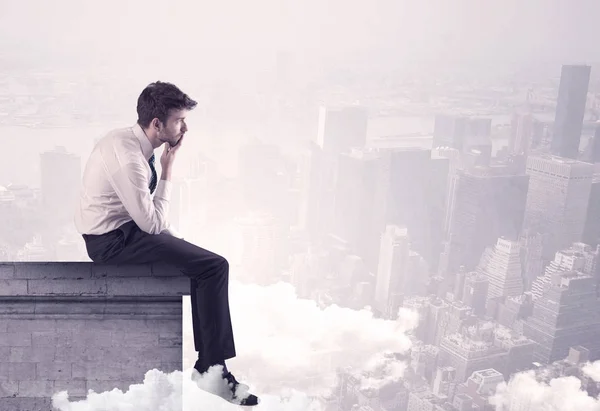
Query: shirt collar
[[132, 123, 155, 161]]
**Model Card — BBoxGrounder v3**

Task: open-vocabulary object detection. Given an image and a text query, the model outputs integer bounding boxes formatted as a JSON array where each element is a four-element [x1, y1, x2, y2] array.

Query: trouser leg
[[82, 220, 237, 363]]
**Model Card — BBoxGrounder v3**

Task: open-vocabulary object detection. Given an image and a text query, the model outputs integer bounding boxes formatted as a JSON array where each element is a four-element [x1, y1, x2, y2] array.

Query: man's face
[[158, 108, 188, 147]]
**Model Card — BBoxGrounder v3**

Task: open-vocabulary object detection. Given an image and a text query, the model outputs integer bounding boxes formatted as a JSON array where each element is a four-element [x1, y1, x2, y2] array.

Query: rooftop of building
[[528, 153, 594, 166]]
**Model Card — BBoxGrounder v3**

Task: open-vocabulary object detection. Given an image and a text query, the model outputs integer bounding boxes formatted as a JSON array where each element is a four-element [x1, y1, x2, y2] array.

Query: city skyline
[[3, 1, 600, 410]]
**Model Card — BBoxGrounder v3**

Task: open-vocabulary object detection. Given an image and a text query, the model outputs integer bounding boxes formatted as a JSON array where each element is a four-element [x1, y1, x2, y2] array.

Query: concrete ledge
[[0, 262, 188, 409]]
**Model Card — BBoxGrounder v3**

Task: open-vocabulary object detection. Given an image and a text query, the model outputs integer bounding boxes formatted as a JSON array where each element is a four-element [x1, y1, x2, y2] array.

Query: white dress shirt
[[74, 123, 182, 239]]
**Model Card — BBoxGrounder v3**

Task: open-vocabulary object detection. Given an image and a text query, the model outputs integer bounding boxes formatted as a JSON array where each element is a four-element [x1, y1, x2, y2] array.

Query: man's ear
[[153, 118, 162, 131]]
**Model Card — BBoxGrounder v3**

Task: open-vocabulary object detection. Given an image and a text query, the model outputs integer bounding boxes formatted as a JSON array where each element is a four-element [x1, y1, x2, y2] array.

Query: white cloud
[[51, 279, 417, 410], [490, 370, 600, 411], [583, 361, 600, 383]]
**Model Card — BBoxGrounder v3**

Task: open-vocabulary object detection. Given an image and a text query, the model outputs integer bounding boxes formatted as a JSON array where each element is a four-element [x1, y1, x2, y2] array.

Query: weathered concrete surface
[[0, 262, 188, 408]]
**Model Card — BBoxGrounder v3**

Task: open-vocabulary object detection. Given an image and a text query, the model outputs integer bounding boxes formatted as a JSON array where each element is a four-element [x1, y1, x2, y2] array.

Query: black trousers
[[82, 220, 236, 367]]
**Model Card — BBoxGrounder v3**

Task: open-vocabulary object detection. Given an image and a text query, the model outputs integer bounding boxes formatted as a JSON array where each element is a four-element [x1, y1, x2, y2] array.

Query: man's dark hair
[[136, 81, 197, 128]]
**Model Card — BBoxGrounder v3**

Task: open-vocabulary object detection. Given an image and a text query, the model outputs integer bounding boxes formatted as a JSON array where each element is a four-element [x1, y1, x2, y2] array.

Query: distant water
[[366, 114, 514, 140], [0, 114, 514, 188]]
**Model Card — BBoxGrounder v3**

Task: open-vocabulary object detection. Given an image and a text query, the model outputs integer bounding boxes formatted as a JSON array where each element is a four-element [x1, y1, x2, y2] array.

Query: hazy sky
[[1, 0, 599, 73]]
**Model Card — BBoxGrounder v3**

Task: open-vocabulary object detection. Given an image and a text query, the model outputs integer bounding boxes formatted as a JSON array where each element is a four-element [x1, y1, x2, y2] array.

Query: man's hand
[[160, 134, 185, 181]]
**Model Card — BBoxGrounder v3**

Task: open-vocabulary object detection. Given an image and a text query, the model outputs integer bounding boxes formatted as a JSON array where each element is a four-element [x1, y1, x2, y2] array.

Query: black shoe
[[192, 361, 260, 406], [193, 359, 250, 391], [223, 371, 260, 407]]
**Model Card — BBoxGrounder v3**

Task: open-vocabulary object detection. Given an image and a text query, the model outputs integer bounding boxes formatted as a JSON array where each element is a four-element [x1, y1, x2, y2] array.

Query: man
[[74, 81, 259, 406]]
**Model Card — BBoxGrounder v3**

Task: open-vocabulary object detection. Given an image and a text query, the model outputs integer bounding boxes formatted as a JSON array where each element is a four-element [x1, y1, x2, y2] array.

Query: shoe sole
[[227, 393, 261, 407], [191, 374, 260, 406]]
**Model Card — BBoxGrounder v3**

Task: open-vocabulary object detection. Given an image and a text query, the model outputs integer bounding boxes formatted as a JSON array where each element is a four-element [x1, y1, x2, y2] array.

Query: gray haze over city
[[3, 0, 600, 410]]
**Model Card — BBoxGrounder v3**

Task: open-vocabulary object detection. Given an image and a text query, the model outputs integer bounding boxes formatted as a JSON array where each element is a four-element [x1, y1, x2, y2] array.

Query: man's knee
[[216, 256, 229, 272], [189, 253, 228, 276]]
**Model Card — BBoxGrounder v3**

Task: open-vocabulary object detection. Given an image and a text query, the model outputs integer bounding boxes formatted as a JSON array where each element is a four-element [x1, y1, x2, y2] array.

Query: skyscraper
[[433, 115, 492, 153], [523, 271, 600, 363], [316, 105, 368, 155], [441, 165, 529, 275], [518, 230, 545, 291], [332, 148, 383, 270], [374, 225, 410, 319], [509, 112, 535, 155], [523, 155, 593, 260], [477, 238, 524, 305], [386, 148, 432, 261], [530, 242, 600, 299], [305, 105, 369, 241], [551, 65, 591, 159]]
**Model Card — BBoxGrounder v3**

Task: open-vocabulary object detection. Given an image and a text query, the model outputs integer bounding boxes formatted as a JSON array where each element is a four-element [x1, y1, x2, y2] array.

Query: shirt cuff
[[154, 179, 172, 200]]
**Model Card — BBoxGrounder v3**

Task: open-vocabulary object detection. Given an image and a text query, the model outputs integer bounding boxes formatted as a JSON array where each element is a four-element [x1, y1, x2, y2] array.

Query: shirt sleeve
[[109, 159, 172, 235]]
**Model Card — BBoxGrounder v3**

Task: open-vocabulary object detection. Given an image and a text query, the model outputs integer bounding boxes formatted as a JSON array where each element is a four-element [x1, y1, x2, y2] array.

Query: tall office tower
[[518, 230, 545, 291], [41, 146, 81, 226], [477, 238, 524, 304], [583, 172, 600, 246], [462, 272, 489, 316], [523, 155, 593, 260], [368, 148, 432, 262], [429, 153, 451, 270], [509, 112, 535, 155], [530, 242, 600, 299], [523, 271, 600, 363], [304, 106, 368, 241], [551, 65, 591, 159], [332, 148, 383, 270], [433, 115, 492, 153], [432, 147, 461, 234], [441, 165, 529, 276], [333, 147, 433, 268], [316, 105, 368, 155], [374, 225, 410, 319]]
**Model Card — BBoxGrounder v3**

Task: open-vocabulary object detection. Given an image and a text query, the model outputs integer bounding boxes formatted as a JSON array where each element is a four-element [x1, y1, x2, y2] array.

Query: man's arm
[[109, 160, 172, 235]]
